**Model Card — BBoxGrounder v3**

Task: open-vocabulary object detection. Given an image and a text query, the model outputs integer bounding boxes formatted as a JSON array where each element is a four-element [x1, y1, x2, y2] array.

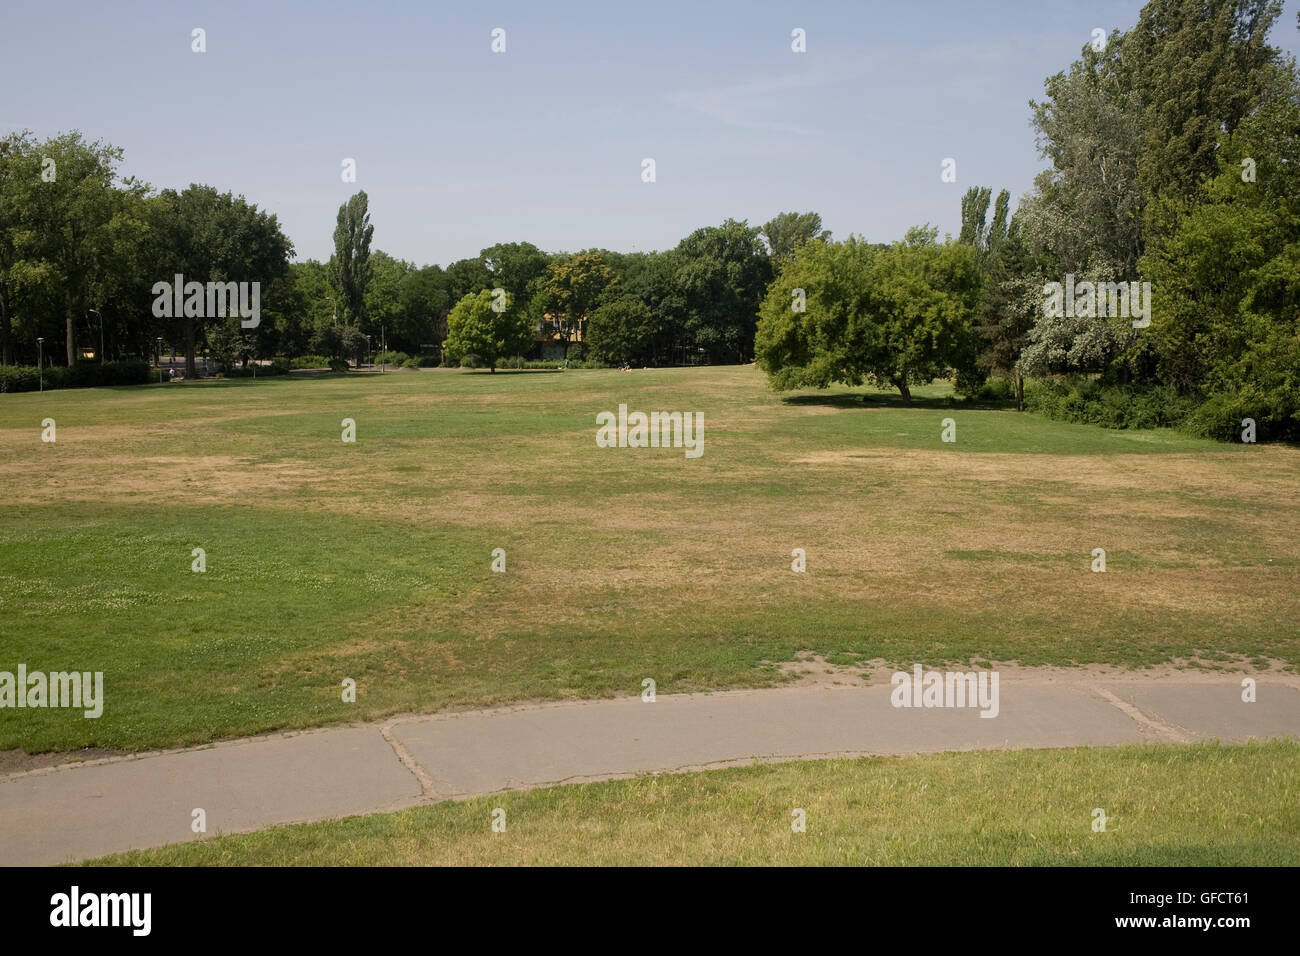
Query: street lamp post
[[157, 337, 163, 384], [36, 338, 43, 392]]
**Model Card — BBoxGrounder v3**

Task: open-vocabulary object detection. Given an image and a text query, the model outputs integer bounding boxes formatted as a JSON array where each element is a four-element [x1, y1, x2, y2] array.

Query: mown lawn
[[2, 366, 1298, 752], [85, 741, 1300, 866]]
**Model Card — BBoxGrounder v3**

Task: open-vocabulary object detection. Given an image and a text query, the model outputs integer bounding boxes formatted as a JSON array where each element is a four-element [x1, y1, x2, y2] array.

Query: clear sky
[[4, 0, 1299, 266]]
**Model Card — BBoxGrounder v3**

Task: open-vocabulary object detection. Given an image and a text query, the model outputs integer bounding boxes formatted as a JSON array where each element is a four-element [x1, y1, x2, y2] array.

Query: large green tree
[[539, 250, 619, 357], [481, 241, 549, 303], [362, 250, 408, 344], [329, 190, 374, 327], [1140, 78, 1300, 436], [16, 133, 148, 366], [670, 219, 773, 364], [1126, 0, 1285, 211], [957, 185, 1015, 396], [1024, 39, 1144, 277], [149, 184, 293, 377], [958, 187, 1010, 267], [586, 297, 656, 366], [397, 264, 451, 353], [973, 220, 1040, 409], [442, 289, 533, 372], [757, 229, 980, 402], [0, 132, 36, 364], [761, 211, 830, 264], [444, 256, 491, 305]]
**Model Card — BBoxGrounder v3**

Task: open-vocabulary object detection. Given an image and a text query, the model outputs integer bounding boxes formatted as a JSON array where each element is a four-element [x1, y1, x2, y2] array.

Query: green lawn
[[2, 366, 1298, 753], [84, 741, 1300, 866]]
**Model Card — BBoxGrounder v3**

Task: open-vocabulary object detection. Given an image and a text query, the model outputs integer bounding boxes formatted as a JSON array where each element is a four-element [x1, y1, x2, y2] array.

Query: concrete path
[[2, 674, 1297, 865]]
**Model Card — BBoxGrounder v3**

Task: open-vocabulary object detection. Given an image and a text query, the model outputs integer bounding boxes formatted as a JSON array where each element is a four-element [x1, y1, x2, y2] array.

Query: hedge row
[[1023, 376, 1298, 442], [0, 360, 154, 393], [221, 358, 292, 378]]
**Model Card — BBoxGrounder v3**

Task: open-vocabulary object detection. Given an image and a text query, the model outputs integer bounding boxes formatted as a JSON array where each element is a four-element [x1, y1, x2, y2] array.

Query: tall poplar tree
[[329, 190, 374, 328]]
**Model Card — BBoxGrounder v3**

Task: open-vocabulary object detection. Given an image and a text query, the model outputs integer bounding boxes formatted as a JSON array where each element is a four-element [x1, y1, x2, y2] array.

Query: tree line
[[0, 135, 824, 377]]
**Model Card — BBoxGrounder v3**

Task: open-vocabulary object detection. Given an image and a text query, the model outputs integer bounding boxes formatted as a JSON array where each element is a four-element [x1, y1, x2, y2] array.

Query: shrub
[[1182, 393, 1248, 442], [1024, 377, 1195, 430], [1128, 385, 1195, 430], [953, 366, 987, 399], [290, 355, 331, 370], [1183, 387, 1299, 443], [66, 363, 105, 388], [459, 354, 482, 369], [101, 360, 151, 386], [0, 361, 151, 391], [976, 377, 1015, 402], [401, 358, 420, 369], [415, 354, 441, 368], [376, 350, 409, 366], [328, 358, 350, 373], [0, 365, 41, 393]]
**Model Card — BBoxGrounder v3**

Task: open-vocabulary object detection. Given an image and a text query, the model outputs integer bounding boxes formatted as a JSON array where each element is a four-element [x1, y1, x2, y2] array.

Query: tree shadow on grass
[[781, 392, 1018, 412], [178, 375, 342, 389]]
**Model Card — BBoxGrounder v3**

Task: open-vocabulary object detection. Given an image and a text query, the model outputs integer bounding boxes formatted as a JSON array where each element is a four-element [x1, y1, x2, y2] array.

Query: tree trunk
[[1015, 373, 1024, 412], [896, 381, 911, 404], [489, 363, 495, 373], [0, 284, 11, 365], [65, 290, 76, 366]]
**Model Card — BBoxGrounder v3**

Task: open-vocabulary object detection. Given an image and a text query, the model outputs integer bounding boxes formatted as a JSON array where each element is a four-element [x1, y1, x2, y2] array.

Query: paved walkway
[[2, 674, 1298, 865]]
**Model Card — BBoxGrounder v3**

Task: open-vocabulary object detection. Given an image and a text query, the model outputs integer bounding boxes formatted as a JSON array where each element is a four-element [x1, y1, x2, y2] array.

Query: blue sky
[[4, 0, 1299, 266]]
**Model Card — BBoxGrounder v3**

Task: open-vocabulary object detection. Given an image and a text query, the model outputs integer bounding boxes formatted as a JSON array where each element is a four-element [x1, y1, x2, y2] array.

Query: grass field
[[3, 366, 1299, 753], [84, 741, 1300, 865]]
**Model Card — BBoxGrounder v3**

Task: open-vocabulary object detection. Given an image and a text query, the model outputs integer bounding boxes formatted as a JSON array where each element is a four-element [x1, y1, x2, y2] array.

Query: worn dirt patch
[[0, 746, 123, 778], [776, 653, 1300, 688]]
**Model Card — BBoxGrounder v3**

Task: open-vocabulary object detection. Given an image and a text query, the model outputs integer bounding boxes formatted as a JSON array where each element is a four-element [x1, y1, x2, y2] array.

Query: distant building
[[535, 313, 585, 361]]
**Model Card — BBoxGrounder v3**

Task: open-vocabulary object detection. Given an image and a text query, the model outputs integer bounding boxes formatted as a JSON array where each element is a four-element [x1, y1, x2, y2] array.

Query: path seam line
[[1091, 685, 1194, 742], [379, 724, 437, 796]]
